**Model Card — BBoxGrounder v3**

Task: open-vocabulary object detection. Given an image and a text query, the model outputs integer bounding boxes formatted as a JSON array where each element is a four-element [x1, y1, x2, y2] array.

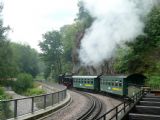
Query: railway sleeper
[[129, 113, 160, 120], [139, 101, 160, 107], [135, 105, 160, 115], [142, 98, 160, 102]]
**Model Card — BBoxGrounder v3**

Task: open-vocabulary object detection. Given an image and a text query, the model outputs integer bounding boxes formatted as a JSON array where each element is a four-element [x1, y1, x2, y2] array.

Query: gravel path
[[42, 90, 91, 120]]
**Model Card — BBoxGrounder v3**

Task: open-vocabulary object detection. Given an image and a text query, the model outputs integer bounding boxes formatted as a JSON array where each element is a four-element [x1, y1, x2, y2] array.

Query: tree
[[0, 5, 16, 79], [76, 1, 94, 28], [39, 31, 62, 80], [114, 5, 160, 76], [10, 43, 40, 77]]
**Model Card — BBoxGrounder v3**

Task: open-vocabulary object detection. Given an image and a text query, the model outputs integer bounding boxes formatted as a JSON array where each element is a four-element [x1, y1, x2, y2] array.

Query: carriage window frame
[[91, 80, 93, 84], [115, 80, 118, 86], [81, 79, 83, 83], [112, 81, 114, 86], [108, 81, 111, 86], [119, 82, 122, 87]]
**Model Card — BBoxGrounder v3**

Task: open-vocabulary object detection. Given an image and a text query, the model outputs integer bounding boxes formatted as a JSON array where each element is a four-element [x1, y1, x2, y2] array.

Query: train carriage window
[[82, 79, 84, 83], [91, 80, 93, 84], [86, 80, 88, 84], [108, 81, 111, 86], [87, 80, 89, 84], [87, 79, 89, 84], [112, 82, 114, 86], [115, 81, 118, 86], [83, 79, 85, 83], [119, 82, 122, 87]]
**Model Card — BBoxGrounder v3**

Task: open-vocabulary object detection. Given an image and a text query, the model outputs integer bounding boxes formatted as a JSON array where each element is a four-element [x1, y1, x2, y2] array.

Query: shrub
[[147, 75, 160, 88], [25, 88, 45, 96], [0, 87, 4, 96], [14, 73, 33, 93], [0, 87, 13, 119]]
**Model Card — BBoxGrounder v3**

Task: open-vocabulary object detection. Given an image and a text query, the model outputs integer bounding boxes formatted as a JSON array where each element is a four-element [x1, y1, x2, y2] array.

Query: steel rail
[[72, 90, 103, 120]]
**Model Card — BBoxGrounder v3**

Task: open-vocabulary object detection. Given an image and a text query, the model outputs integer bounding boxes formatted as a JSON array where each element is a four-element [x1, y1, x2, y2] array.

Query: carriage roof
[[72, 76, 98, 79]]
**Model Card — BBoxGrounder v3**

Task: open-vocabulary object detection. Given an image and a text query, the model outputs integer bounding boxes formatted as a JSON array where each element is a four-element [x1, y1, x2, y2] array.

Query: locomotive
[[59, 73, 146, 97]]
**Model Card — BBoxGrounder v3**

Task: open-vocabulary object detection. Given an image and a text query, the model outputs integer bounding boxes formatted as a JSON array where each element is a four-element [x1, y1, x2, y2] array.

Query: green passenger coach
[[72, 76, 100, 91], [100, 76, 128, 96]]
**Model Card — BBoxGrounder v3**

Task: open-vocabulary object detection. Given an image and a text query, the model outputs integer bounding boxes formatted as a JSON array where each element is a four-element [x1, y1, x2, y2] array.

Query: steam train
[[58, 73, 146, 97]]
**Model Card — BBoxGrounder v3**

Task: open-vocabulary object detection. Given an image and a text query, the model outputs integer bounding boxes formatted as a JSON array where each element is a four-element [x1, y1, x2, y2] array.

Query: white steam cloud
[[79, 0, 158, 66]]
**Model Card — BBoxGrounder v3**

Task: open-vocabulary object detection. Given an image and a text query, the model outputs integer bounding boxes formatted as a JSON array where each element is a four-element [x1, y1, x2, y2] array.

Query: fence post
[[124, 101, 126, 113], [103, 115, 106, 120], [44, 95, 46, 109], [31, 97, 34, 113], [52, 93, 54, 106], [62, 90, 64, 100], [58, 92, 59, 103], [14, 99, 17, 118], [116, 106, 118, 120]]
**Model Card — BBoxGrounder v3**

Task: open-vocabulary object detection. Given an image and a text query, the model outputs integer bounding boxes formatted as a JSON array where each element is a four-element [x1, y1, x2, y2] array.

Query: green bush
[[14, 73, 33, 93], [0, 87, 13, 119], [147, 76, 160, 88], [24, 88, 45, 96], [0, 87, 4, 96]]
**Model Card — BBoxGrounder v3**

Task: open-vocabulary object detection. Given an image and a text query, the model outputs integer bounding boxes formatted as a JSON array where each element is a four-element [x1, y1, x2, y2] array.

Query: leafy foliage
[[14, 73, 33, 93], [11, 43, 41, 77], [24, 88, 45, 96], [0, 6, 16, 79], [39, 31, 62, 80], [114, 6, 160, 77], [0, 87, 13, 120]]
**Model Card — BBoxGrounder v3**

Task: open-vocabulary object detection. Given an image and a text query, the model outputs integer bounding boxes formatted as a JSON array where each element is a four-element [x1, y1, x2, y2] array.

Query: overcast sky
[[2, 0, 78, 51]]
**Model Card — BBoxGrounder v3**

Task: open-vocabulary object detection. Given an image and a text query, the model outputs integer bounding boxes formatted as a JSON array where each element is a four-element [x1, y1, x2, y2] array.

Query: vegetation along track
[[73, 90, 103, 120]]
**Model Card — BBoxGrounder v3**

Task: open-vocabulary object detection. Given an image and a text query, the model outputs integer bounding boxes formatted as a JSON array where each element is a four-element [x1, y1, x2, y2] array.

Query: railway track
[[73, 90, 103, 120]]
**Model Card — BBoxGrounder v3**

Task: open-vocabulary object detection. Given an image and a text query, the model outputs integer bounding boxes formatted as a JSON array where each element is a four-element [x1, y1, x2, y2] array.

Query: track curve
[[73, 90, 103, 120]]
